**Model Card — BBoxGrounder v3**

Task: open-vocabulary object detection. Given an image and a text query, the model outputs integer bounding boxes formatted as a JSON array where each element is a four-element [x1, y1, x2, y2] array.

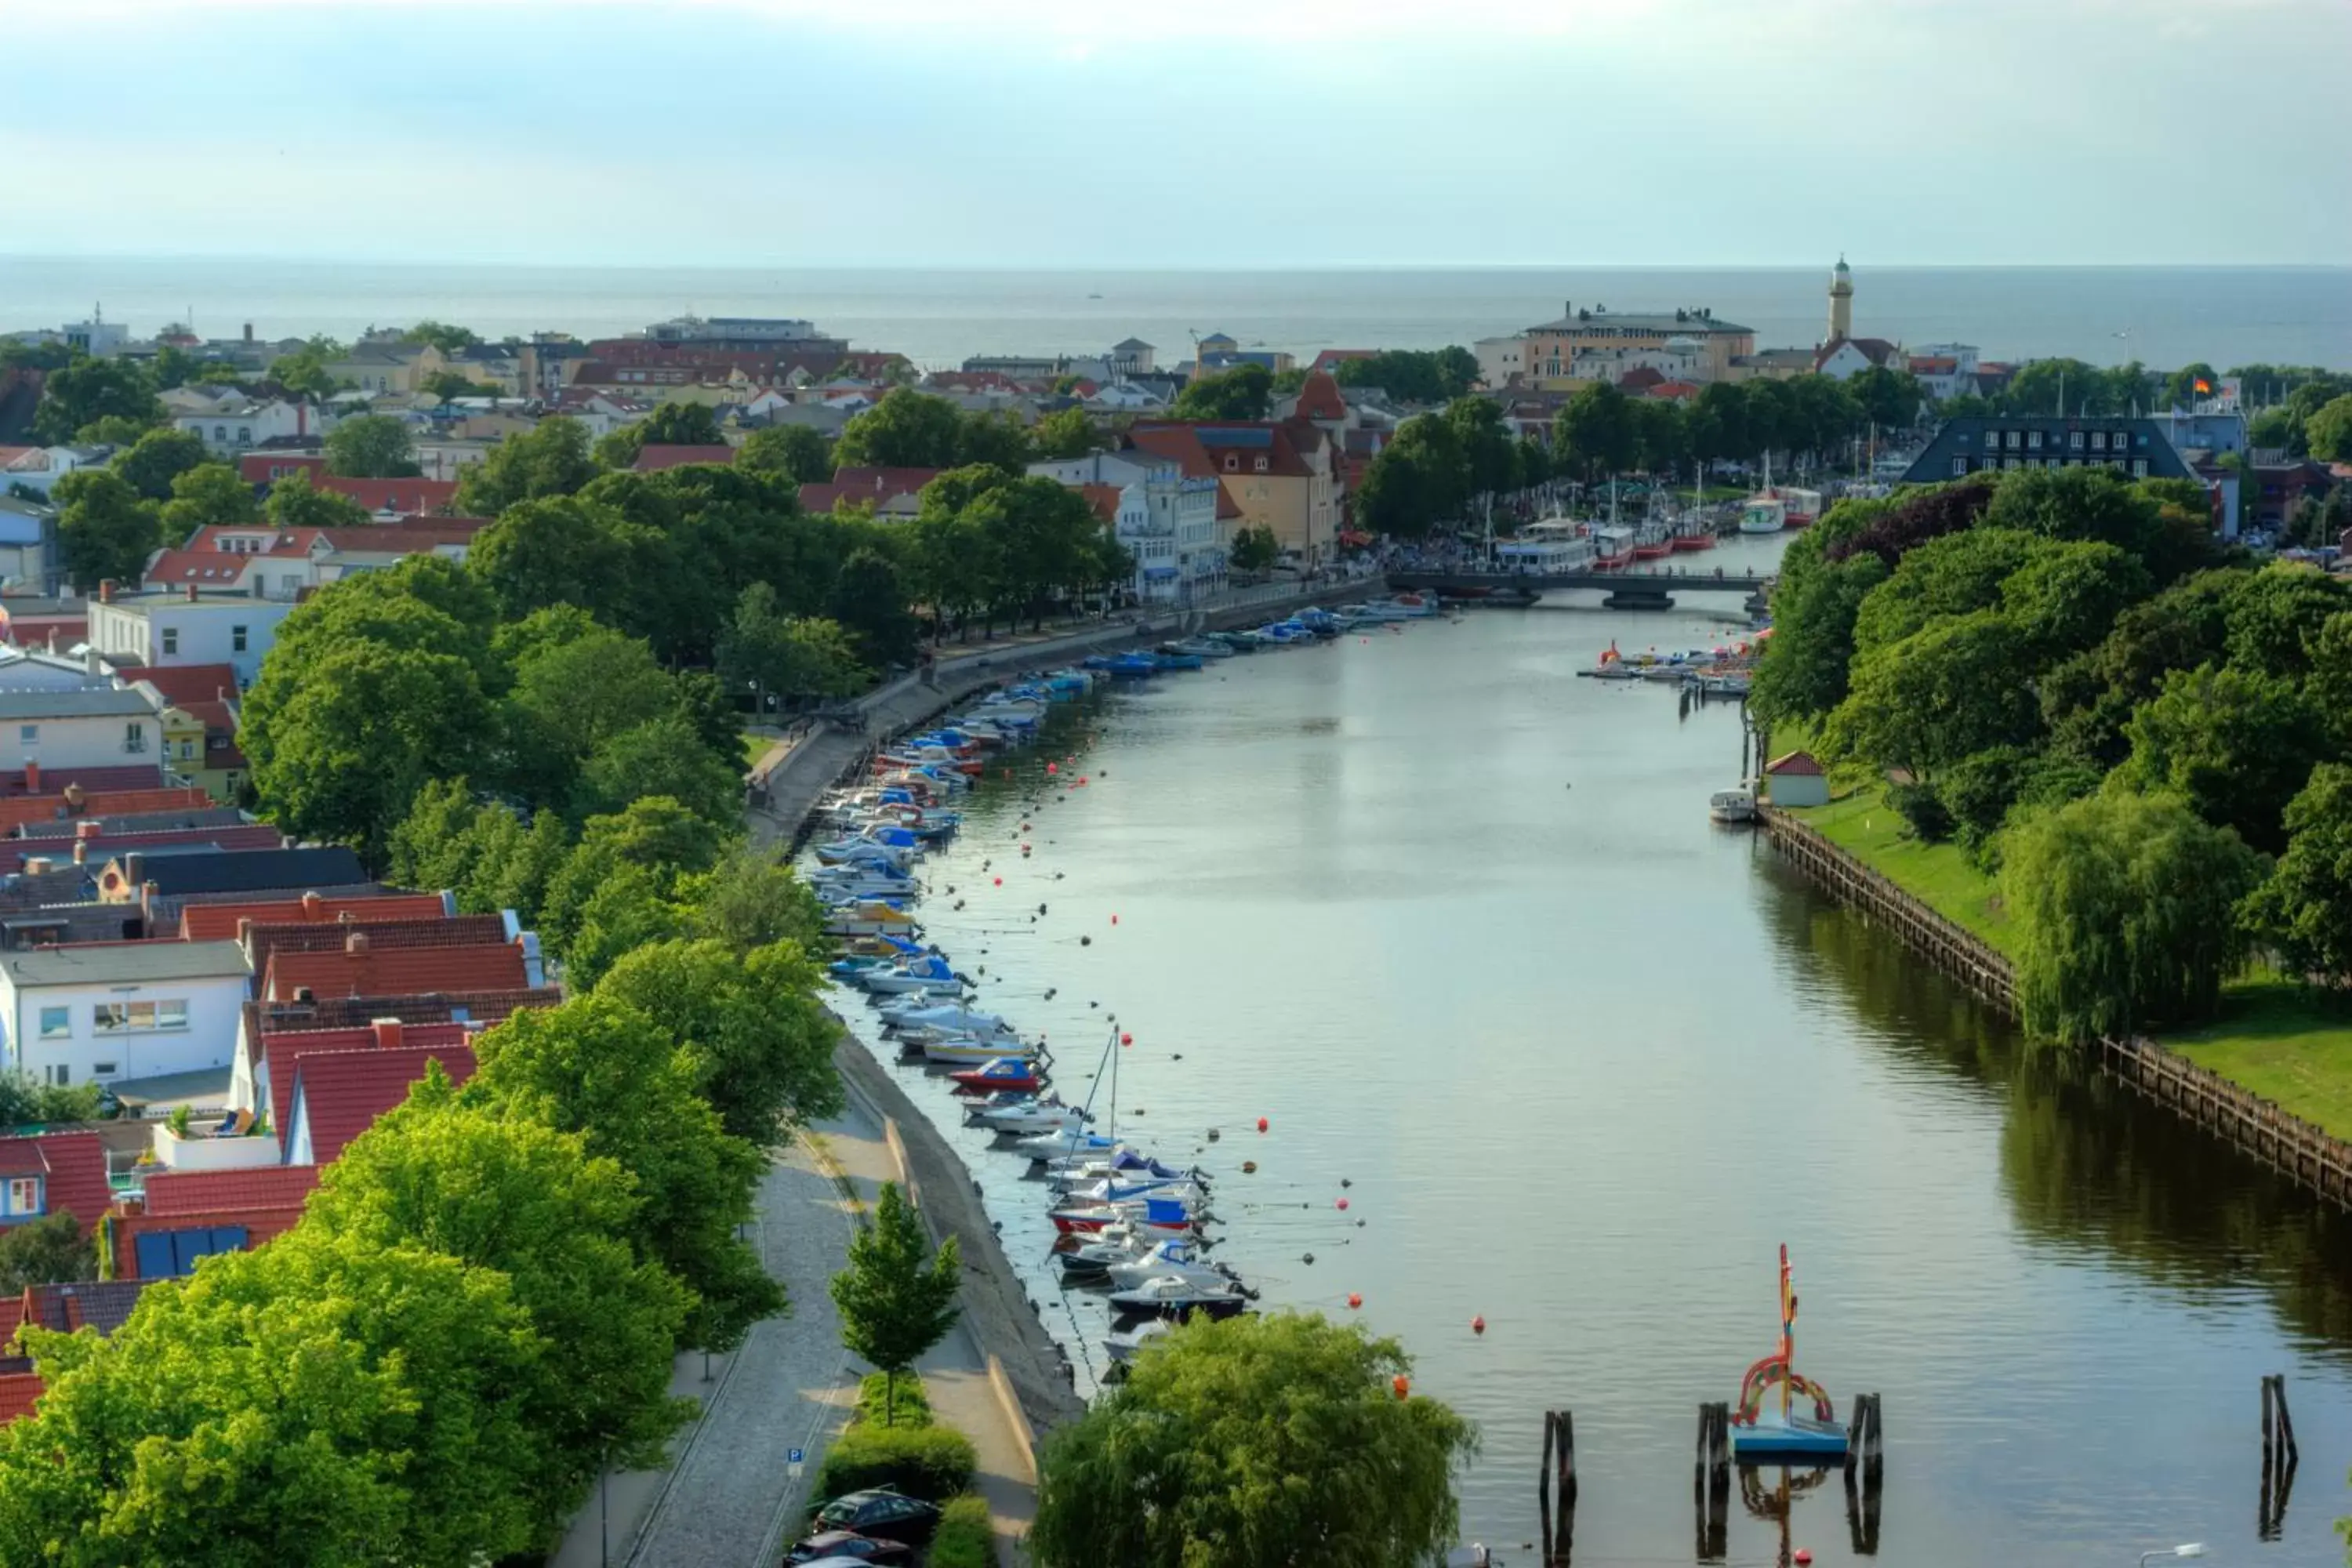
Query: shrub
[[814, 1421, 976, 1504], [1884, 780, 1951, 842], [855, 1369, 933, 1429], [926, 1494, 993, 1568]]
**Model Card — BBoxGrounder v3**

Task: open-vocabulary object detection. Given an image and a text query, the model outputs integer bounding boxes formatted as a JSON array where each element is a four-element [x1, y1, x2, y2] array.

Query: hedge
[[925, 1494, 993, 1568], [814, 1421, 977, 1504]]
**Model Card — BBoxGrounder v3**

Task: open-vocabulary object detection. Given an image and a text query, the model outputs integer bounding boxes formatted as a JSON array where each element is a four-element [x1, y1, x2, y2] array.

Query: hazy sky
[[7, 0, 2348, 268]]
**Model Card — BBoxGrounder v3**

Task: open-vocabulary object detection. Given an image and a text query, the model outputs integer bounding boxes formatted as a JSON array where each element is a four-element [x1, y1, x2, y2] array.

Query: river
[[835, 535, 2352, 1566]]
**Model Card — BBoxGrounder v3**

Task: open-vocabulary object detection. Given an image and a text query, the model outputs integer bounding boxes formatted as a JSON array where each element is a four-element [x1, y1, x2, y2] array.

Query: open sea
[[3, 258, 2347, 374]]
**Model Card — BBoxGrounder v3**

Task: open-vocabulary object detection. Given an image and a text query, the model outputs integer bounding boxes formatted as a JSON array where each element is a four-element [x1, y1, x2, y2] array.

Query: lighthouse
[[1827, 256, 1853, 343]]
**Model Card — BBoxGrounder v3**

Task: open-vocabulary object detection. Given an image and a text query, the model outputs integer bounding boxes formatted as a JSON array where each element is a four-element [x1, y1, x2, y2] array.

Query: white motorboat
[[1105, 1240, 1240, 1293], [1104, 1318, 1172, 1364], [1014, 1127, 1123, 1163], [1709, 786, 1759, 826], [861, 956, 967, 995], [1107, 1274, 1250, 1321], [969, 1099, 1085, 1134], [1060, 1177, 1211, 1210], [880, 1004, 1007, 1035], [922, 1036, 1043, 1067]]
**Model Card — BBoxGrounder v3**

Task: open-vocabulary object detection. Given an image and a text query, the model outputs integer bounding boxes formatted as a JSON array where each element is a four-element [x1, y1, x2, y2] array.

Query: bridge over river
[[1385, 564, 1774, 611]]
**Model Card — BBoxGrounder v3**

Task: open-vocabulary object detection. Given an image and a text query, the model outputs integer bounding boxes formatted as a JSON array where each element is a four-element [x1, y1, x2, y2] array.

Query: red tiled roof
[[136, 663, 241, 706], [311, 476, 459, 514], [247, 913, 506, 975], [1766, 750, 1824, 776], [0, 1134, 111, 1232], [1293, 371, 1347, 423], [237, 454, 325, 485], [289, 1044, 477, 1165], [0, 1372, 44, 1425], [0, 767, 166, 800], [1648, 380, 1703, 401], [633, 444, 739, 472], [181, 891, 442, 941], [0, 1298, 21, 1345], [1076, 484, 1125, 524], [1617, 366, 1667, 390], [263, 940, 526, 1003], [312, 522, 486, 552], [259, 1018, 474, 1145], [1121, 426, 1245, 519], [140, 1163, 321, 1218], [799, 466, 945, 515], [0, 786, 209, 835], [1908, 356, 1958, 374], [256, 987, 558, 1034], [142, 550, 266, 588]]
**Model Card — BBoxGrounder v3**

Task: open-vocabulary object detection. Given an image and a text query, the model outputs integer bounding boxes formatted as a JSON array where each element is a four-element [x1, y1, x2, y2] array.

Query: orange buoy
[[1347, 1293, 1363, 1309], [1472, 1316, 1486, 1334], [1256, 1116, 1269, 1133], [1392, 1374, 1410, 1399]]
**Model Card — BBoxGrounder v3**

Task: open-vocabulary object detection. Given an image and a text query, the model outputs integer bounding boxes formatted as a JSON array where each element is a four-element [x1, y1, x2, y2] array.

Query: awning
[[1142, 566, 1179, 580]]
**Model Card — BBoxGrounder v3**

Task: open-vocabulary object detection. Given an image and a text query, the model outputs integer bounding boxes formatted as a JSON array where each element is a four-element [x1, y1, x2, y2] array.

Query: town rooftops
[[1765, 750, 1825, 776], [17, 805, 245, 840], [246, 913, 514, 976], [1526, 309, 1752, 335], [115, 845, 368, 898], [288, 1042, 479, 1165], [254, 986, 561, 1033], [0, 687, 156, 720], [0, 1131, 111, 1228], [262, 937, 528, 1002], [1816, 336, 1902, 372], [19, 1279, 153, 1337], [311, 476, 459, 514], [1, 938, 248, 988], [263, 1018, 473, 1152], [129, 662, 239, 706], [1112, 337, 1155, 352], [182, 891, 451, 942]]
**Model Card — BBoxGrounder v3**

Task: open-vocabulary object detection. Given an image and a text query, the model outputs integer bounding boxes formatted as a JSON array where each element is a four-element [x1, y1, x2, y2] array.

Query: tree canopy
[[324, 413, 423, 478], [1171, 364, 1273, 423], [454, 415, 598, 514], [53, 469, 162, 591], [829, 1181, 960, 1427]]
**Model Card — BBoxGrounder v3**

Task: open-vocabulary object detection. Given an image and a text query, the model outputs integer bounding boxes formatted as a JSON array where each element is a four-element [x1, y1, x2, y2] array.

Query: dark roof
[[1900, 416, 2195, 486], [21, 1279, 153, 1336], [2, 940, 247, 987], [16, 807, 245, 841], [123, 846, 368, 898]]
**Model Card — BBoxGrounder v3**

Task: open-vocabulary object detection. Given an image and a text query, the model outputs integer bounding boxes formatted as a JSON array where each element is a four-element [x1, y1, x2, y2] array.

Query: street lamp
[[2138, 1547, 2205, 1567]]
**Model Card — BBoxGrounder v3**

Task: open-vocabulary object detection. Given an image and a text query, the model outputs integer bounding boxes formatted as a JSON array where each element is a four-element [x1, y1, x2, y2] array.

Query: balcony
[[150, 1113, 281, 1173]]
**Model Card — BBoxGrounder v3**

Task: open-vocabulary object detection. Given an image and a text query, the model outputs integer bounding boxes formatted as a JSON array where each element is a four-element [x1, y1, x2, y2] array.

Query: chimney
[[84, 646, 102, 678], [300, 891, 323, 919], [344, 930, 369, 954], [242, 322, 253, 343], [98, 579, 114, 604], [184, 583, 199, 603], [22, 760, 38, 793], [60, 781, 82, 811], [294, 986, 314, 1004], [24, 857, 50, 876], [370, 1017, 404, 1051], [70, 840, 85, 866], [74, 820, 98, 840]]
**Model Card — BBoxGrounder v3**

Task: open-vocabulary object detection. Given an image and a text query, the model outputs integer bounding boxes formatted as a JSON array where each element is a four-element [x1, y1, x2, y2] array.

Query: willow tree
[[1032, 1313, 1478, 1568]]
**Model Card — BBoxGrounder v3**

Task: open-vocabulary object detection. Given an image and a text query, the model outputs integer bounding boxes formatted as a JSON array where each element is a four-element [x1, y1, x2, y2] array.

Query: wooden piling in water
[[2260, 1374, 2299, 1539]]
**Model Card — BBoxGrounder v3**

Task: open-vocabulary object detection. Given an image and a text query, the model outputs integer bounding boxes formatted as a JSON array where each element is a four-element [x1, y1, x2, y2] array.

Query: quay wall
[[1759, 804, 2352, 1212]]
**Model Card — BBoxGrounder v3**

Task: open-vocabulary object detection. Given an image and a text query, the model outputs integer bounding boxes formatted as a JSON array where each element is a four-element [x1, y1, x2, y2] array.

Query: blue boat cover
[[1145, 1196, 1190, 1224]]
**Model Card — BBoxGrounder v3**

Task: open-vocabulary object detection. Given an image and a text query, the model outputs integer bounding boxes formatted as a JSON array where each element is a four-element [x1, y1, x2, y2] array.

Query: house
[[85, 586, 297, 688], [0, 677, 168, 778], [1813, 337, 1905, 382], [325, 339, 431, 396], [3, 822, 283, 878], [310, 475, 458, 518], [284, 1040, 477, 1165], [1514, 306, 1755, 389], [103, 845, 373, 923], [0, 1131, 111, 1232], [245, 913, 532, 986], [143, 519, 479, 601], [0, 445, 109, 500], [1727, 348, 1817, 383], [1762, 751, 1829, 808], [1906, 343, 1981, 404], [1900, 417, 2198, 487], [633, 444, 739, 473], [1473, 336, 1527, 389], [136, 664, 245, 800], [1085, 381, 1168, 413], [0, 939, 251, 1092], [260, 931, 532, 1004], [107, 1165, 319, 1280], [179, 889, 451, 942], [169, 398, 325, 457], [1109, 339, 1157, 376], [1130, 419, 1341, 568], [1030, 450, 1224, 604], [798, 466, 946, 521]]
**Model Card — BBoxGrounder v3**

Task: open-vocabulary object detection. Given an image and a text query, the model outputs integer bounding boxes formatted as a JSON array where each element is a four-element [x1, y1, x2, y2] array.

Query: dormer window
[[1223, 456, 1238, 472], [5, 1176, 41, 1214], [1254, 457, 1269, 472]]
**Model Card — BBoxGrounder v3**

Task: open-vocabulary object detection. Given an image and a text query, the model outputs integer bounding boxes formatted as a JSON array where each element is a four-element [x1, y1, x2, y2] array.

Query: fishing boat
[[1727, 1246, 1850, 1464], [1590, 524, 1637, 569], [1630, 521, 1673, 561], [1708, 786, 1758, 825], [1670, 511, 1718, 551], [948, 1056, 1046, 1094], [1107, 1273, 1251, 1320]]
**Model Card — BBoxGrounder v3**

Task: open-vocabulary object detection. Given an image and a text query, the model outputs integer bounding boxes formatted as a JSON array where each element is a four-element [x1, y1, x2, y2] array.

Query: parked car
[[808, 1490, 942, 1548], [782, 1529, 913, 1566]]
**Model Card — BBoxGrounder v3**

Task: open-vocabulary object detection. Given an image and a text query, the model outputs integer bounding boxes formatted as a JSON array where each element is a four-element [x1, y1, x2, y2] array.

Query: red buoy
[[1046, 762, 1058, 775], [1793, 1553, 1812, 1566], [1335, 1197, 1349, 1211], [1120, 1032, 1133, 1045], [1472, 1316, 1486, 1334], [992, 877, 1003, 887], [1347, 1293, 1363, 1309], [1256, 1116, 1269, 1133], [1110, 914, 1120, 926]]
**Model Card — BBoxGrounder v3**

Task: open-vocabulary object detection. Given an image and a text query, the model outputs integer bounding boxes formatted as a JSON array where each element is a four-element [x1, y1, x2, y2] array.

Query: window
[[1951, 457, 1968, 477], [2027, 430, 2043, 450], [90, 1062, 115, 1079], [213, 426, 227, 443], [38, 1007, 68, 1038], [124, 723, 147, 753], [2070, 430, 2084, 450], [236, 426, 251, 445], [2089, 430, 2107, 451], [94, 999, 187, 1033], [5, 1177, 38, 1214], [2132, 459, 2148, 477], [16, 724, 34, 745], [2005, 430, 2021, 450], [1254, 457, 1269, 473], [45, 1065, 67, 1087], [231, 626, 249, 653], [161, 628, 178, 655]]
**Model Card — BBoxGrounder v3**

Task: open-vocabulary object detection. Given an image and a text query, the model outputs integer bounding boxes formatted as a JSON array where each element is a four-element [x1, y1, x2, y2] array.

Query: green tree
[[597, 403, 728, 470], [1850, 525, 2041, 659], [1171, 364, 1273, 423], [2005, 358, 2116, 417], [469, 495, 648, 627], [717, 582, 870, 710], [1356, 416, 1465, 537], [266, 344, 339, 400], [160, 461, 263, 539], [474, 993, 780, 1351], [52, 469, 161, 591], [455, 415, 599, 515], [677, 848, 829, 954], [502, 615, 698, 813], [325, 412, 423, 478], [2245, 764, 2352, 989], [2163, 362, 2220, 409], [2041, 566, 2245, 769], [1829, 609, 2045, 779], [0, 1210, 95, 1294], [575, 713, 746, 828], [1688, 379, 1752, 464], [957, 409, 1036, 470], [1229, 525, 1280, 572], [1997, 539, 2152, 659], [264, 468, 374, 529], [2303, 394, 2352, 464], [33, 355, 162, 443], [0, 1071, 100, 1130], [829, 546, 920, 668], [737, 423, 836, 483], [1847, 365, 1926, 430], [833, 389, 966, 469], [596, 936, 844, 1142], [1555, 379, 1635, 481], [2003, 791, 2263, 1043], [539, 794, 731, 953], [1443, 396, 1515, 496], [1332, 348, 1479, 405], [419, 368, 492, 404], [112, 426, 211, 501], [2119, 663, 2327, 854], [401, 321, 482, 354], [1032, 406, 1101, 460], [2223, 562, 2352, 679], [829, 1181, 960, 1427], [1750, 545, 1889, 724], [1031, 1313, 1478, 1568]]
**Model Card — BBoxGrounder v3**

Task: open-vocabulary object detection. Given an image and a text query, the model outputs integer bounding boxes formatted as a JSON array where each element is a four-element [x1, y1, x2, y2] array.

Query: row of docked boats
[[811, 666, 1267, 1372], [1582, 638, 1757, 695]]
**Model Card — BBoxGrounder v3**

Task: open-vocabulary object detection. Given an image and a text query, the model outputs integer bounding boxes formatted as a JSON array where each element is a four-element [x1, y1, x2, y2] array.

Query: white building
[[0, 445, 108, 500], [1906, 343, 1981, 404], [0, 677, 165, 775], [1029, 451, 1223, 604], [1569, 339, 1705, 384], [1474, 336, 1527, 389], [86, 588, 298, 688], [0, 940, 251, 1091], [170, 398, 327, 457]]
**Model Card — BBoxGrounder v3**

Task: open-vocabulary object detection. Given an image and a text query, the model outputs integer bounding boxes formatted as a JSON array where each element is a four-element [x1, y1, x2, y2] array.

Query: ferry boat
[[1493, 520, 1598, 575], [1777, 486, 1823, 528]]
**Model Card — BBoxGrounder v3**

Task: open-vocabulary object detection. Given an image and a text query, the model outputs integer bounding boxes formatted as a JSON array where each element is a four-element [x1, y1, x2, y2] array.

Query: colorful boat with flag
[[1728, 1245, 1850, 1464]]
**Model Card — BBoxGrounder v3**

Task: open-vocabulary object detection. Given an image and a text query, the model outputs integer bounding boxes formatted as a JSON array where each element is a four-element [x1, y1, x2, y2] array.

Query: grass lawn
[[2170, 978, 2352, 1139], [742, 732, 776, 769]]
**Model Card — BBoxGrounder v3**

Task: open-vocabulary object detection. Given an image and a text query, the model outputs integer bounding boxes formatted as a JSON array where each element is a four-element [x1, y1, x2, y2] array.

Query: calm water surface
[[839, 536, 2352, 1566]]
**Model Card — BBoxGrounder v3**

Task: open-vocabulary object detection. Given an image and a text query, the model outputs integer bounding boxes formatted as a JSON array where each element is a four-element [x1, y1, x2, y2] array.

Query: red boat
[[951, 1058, 1045, 1094]]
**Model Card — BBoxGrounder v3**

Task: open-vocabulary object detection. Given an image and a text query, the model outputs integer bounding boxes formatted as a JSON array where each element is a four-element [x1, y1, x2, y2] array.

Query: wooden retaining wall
[[1759, 804, 2352, 1213]]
